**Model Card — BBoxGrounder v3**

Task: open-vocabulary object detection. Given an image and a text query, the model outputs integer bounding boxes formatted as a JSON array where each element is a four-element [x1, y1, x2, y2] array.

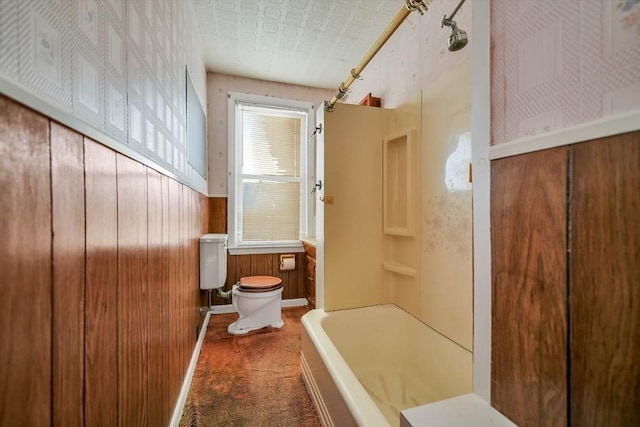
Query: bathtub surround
[[420, 61, 472, 350], [180, 306, 320, 426], [316, 79, 472, 350], [0, 94, 209, 426]]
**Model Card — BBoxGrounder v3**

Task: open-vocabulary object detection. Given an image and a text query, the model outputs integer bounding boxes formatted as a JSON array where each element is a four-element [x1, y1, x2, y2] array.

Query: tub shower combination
[[301, 305, 472, 427]]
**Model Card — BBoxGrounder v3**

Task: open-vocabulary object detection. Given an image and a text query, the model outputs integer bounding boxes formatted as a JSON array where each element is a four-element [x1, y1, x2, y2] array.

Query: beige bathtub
[[301, 304, 472, 427]]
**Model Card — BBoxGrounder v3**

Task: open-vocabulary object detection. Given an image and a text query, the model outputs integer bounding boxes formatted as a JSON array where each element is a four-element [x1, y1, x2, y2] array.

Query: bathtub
[[300, 304, 472, 427]]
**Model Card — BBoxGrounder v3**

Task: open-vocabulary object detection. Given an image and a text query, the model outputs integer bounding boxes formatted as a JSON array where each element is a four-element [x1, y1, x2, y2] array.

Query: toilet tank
[[199, 234, 228, 290]]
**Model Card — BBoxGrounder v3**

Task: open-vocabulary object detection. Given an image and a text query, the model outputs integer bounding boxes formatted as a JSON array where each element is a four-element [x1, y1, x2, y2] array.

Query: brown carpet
[[180, 306, 321, 427]]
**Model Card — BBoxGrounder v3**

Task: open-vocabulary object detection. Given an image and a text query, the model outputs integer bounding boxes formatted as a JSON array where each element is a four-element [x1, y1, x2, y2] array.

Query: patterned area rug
[[180, 306, 321, 427]]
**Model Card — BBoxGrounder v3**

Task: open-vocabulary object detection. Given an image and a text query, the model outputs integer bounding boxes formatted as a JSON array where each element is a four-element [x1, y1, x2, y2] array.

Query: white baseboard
[[170, 311, 211, 427], [282, 298, 309, 308], [205, 298, 309, 315]]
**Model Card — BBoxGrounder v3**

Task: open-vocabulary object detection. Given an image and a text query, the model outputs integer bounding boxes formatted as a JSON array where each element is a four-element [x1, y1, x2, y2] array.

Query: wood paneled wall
[[491, 147, 568, 426], [0, 92, 51, 426], [208, 196, 227, 233], [205, 196, 307, 306], [0, 94, 209, 426], [491, 131, 640, 426], [210, 253, 307, 305], [570, 134, 639, 426]]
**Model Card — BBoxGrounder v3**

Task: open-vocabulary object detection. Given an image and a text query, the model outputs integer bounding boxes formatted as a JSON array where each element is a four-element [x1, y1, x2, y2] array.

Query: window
[[228, 92, 314, 252]]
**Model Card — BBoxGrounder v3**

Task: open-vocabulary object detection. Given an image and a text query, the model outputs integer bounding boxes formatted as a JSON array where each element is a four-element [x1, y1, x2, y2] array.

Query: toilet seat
[[238, 275, 283, 293]]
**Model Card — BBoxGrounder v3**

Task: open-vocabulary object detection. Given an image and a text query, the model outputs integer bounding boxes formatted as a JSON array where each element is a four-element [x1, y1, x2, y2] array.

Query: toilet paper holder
[[279, 254, 296, 271]]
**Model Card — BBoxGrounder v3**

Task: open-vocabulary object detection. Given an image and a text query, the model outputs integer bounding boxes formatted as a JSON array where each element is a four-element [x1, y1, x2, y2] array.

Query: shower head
[[446, 20, 468, 52]]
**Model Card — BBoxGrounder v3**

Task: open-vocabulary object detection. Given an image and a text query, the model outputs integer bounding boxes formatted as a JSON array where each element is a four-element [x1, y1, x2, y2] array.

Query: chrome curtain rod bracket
[[405, 0, 428, 15]]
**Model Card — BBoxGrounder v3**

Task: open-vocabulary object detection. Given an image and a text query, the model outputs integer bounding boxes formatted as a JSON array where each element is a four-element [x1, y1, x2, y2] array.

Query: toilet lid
[[239, 275, 283, 292]]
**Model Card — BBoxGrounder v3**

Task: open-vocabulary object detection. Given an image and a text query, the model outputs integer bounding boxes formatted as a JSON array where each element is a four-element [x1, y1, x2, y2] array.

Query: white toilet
[[199, 234, 284, 335], [228, 276, 284, 335]]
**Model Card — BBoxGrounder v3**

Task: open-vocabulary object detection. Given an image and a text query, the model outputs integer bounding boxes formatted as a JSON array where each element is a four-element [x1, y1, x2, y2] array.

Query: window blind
[[237, 105, 306, 243]]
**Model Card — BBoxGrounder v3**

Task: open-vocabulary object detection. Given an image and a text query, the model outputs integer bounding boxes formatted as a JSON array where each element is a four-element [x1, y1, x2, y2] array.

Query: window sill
[[228, 242, 305, 255]]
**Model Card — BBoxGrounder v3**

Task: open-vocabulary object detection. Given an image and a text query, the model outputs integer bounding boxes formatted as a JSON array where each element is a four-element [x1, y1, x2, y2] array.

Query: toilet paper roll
[[280, 256, 295, 271]]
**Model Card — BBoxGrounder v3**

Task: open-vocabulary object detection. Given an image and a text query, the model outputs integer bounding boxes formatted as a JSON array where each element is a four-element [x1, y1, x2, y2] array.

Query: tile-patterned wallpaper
[[0, 0, 207, 189], [491, 0, 640, 145], [206, 72, 333, 196]]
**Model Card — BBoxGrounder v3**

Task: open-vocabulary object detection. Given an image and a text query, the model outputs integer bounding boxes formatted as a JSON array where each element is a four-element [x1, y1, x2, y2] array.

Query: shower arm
[[324, 0, 431, 112], [441, 0, 466, 28]]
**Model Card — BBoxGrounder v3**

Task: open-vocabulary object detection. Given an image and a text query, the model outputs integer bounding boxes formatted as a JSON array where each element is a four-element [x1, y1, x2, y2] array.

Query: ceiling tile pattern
[[193, 0, 404, 89]]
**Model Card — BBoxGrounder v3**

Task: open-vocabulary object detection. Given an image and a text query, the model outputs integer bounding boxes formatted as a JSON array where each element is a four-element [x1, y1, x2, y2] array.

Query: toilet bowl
[[228, 275, 284, 335]]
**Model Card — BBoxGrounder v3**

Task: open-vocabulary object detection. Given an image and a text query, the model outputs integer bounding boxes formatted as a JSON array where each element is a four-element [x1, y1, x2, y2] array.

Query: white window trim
[[227, 91, 315, 252]]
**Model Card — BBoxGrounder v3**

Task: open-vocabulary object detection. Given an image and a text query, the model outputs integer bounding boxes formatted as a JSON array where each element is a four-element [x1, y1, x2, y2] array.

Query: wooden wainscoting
[[85, 139, 119, 425], [570, 133, 640, 427], [491, 130, 640, 427], [206, 197, 306, 306], [0, 93, 52, 426], [208, 196, 227, 233], [0, 94, 209, 426], [210, 252, 307, 306], [491, 147, 568, 426], [51, 122, 86, 426]]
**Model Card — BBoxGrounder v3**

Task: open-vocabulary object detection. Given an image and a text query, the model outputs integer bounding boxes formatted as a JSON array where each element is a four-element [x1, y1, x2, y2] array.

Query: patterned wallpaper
[[0, 0, 207, 190], [491, 0, 640, 145], [344, 0, 472, 108], [206, 72, 333, 196]]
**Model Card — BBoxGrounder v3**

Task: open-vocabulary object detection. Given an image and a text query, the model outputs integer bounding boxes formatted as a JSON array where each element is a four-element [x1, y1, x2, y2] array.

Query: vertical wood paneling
[[180, 185, 189, 376], [84, 139, 118, 426], [194, 190, 208, 338], [1, 94, 210, 426], [51, 123, 85, 426], [161, 175, 171, 426], [208, 196, 227, 233], [200, 194, 210, 234], [188, 189, 197, 347], [199, 194, 210, 308], [273, 254, 290, 299], [491, 147, 568, 426], [215, 252, 305, 304], [236, 255, 253, 283], [117, 154, 149, 427], [168, 179, 182, 411], [252, 254, 274, 276], [0, 95, 52, 426], [570, 133, 640, 427], [147, 168, 163, 427]]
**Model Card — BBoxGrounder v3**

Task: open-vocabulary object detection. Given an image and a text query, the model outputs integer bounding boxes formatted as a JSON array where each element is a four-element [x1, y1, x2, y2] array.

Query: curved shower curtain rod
[[324, 0, 467, 112]]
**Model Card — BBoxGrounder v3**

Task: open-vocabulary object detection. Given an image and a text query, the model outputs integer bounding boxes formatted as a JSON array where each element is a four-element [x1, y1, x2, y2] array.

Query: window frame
[[227, 91, 314, 253]]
